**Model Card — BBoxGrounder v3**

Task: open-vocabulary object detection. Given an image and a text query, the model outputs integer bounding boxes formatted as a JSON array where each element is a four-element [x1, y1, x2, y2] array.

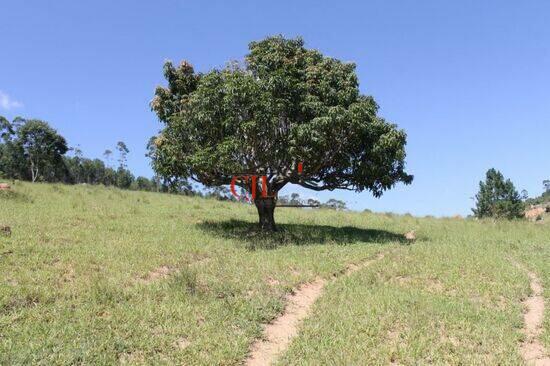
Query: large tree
[[0, 117, 68, 182], [150, 36, 413, 230], [17, 119, 68, 182]]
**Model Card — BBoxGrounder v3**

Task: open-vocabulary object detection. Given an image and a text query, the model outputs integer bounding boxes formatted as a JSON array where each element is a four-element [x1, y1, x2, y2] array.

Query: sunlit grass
[[0, 182, 548, 364]]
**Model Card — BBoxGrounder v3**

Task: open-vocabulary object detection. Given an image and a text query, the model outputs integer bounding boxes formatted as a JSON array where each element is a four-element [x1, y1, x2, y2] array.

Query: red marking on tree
[[230, 175, 275, 201]]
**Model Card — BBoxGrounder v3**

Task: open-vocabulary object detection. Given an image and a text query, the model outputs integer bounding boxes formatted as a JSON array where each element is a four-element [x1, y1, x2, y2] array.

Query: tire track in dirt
[[520, 268, 550, 365], [245, 252, 385, 366]]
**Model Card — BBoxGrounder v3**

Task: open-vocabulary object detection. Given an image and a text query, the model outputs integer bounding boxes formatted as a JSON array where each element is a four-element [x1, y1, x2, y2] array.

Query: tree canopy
[[472, 168, 524, 219], [0, 117, 68, 182], [0, 116, 169, 192], [150, 36, 413, 230]]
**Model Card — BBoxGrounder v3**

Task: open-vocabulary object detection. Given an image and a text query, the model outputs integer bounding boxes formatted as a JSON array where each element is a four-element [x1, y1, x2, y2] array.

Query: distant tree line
[[0, 116, 353, 207], [525, 179, 550, 206], [176, 184, 349, 209], [278, 193, 347, 210], [0, 116, 194, 194]]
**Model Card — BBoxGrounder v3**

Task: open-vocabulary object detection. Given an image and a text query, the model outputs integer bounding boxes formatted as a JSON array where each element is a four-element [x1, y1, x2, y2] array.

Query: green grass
[[1, 182, 549, 365]]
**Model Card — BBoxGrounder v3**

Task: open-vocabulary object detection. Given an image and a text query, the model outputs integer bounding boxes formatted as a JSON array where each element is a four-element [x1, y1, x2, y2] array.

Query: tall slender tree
[[116, 141, 129, 169]]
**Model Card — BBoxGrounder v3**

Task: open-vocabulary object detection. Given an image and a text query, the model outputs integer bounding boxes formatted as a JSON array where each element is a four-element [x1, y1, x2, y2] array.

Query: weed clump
[[0, 189, 31, 203], [171, 268, 200, 295]]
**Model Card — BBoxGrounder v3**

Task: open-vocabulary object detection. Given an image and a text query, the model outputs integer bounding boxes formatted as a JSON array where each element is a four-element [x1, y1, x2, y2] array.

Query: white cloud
[[0, 90, 23, 110]]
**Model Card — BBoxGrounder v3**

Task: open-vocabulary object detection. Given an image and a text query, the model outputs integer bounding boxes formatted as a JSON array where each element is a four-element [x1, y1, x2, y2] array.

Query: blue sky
[[1, 0, 548, 216]]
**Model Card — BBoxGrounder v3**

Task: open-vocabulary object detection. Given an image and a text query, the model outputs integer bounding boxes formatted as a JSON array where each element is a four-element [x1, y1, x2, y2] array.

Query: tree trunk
[[30, 160, 37, 183], [254, 196, 277, 231]]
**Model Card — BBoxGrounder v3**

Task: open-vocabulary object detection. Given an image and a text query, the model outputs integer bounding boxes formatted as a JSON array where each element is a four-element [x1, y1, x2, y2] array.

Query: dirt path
[[520, 269, 550, 365], [245, 253, 385, 366]]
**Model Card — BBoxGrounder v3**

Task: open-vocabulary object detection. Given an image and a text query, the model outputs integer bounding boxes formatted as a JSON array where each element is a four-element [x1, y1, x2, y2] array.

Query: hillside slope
[[1, 182, 549, 364]]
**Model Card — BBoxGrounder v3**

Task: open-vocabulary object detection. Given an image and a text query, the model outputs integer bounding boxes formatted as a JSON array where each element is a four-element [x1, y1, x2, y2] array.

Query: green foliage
[[472, 168, 524, 219], [0, 116, 172, 193], [322, 198, 347, 210], [64, 156, 110, 185], [307, 198, 321, 207], [151, 36, 412, 199], [115, 167, 134, 189], [0, 138, 26, 180], [277, 194, 344, 209], [132, 176, 155, 191], [205, 185, 231, 200], [525, 179, 550, 206], [289, 193, 302, 205], [0, 117, 68, 182], [116, 141, 129, 169]]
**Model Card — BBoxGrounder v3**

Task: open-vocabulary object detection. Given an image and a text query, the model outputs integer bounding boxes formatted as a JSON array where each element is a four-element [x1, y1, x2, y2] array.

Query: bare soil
[[138, 265, 176, 284], [246, 253, 385, 366], [520, 270, 550, 365]]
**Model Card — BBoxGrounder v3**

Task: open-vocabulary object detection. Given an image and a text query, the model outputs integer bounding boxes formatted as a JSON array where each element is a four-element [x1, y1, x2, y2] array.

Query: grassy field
[[1, 182, 549, 365]]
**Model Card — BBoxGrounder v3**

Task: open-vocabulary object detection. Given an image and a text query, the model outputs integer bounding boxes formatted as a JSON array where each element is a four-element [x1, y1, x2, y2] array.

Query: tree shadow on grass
[[197, 219, 407, 250]]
